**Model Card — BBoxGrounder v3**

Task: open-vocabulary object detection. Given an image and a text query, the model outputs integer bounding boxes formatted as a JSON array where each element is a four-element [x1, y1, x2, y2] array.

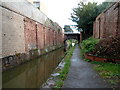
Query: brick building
[[93, 1, 120, 39], [0, 0, 64, 71]]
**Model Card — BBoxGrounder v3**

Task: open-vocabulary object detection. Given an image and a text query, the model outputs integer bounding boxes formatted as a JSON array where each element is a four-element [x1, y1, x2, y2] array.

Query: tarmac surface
[[63, 45, 111, 88]]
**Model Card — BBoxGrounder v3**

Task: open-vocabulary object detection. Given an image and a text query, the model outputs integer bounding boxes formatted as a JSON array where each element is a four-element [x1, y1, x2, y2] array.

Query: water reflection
[[2, 47, 65, 88]]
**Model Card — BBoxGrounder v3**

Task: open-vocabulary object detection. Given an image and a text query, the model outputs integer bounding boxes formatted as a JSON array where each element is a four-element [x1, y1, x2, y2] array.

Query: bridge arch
[[64, 32, 80, 44]]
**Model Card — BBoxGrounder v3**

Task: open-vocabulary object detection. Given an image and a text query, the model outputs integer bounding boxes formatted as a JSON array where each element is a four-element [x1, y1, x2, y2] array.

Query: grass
[[80, 37, 120, 88], [54, 46, 75, 88], [91, 61, 120, 87], [54, 80, 64, 88]]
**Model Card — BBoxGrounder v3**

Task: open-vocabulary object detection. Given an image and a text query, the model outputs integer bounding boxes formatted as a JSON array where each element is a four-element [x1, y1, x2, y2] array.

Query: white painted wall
[[2, 8, 26, 57]]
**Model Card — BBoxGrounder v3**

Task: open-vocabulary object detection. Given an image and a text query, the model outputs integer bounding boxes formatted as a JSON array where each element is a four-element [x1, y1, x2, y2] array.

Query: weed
[[54, 46, 75, 88], [91, 61, 120, 87], [54, 80, 64, 88]]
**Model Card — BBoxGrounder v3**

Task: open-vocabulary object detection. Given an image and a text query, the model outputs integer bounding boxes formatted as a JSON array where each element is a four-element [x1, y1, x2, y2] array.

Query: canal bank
[[2, 47, 65, 88], [42, 46, 75, 88]]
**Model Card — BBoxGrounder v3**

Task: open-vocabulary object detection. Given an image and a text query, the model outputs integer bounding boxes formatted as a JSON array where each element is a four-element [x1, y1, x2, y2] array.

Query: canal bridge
[[64, 32, 81, 43]]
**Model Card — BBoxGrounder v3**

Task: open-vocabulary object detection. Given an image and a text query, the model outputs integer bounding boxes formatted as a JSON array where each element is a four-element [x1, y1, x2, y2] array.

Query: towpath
[[63, 45, 111, 88]]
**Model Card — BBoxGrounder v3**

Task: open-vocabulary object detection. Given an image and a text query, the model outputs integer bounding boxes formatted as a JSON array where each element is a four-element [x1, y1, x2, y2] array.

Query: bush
[[81, 37, 100, 56], [92, 36, 120, 59]]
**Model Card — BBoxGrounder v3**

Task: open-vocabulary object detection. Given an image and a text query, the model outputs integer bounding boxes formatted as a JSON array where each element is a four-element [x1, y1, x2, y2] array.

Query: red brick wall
[[53, 30, 55, 45], [93, 16, 100, 38], [37, 23, 44, 49], [99, 13, 105, 38], [55, 31, 57, 45], [104, 3, 118, 38], [43, 27, 46, 47], [52, 30, 54, 46], [94, 13, 106, 39], [46, 27, 50, 47], [49, 29, 53, 46], [44, 27, 47, 47], [24, 18, 37, 52], [93, 2, 119, 39], [117, 2, 120, 37], [24, 17, 64, 53]]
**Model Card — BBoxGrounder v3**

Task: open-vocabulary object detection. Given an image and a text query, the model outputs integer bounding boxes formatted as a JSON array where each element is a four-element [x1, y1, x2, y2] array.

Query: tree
[[97, 1, 113, 13], [64, 25, 73, 32], [71, 1, 111, 39]]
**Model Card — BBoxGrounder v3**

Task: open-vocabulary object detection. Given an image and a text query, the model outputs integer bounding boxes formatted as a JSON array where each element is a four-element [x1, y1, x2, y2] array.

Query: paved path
[[63, 45, 111, 88]]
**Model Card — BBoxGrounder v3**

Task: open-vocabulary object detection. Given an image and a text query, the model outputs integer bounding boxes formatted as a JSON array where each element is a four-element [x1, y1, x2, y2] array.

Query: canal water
[[2, 47, 65, 88]]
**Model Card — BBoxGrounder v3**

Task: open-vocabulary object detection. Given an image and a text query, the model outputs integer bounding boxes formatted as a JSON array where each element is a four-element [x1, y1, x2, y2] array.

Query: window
[[33, 2, 40, 9]]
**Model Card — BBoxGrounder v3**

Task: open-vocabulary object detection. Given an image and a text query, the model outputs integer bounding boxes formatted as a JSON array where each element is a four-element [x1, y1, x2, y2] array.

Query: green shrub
[[54, 80, 64, 88], [66, 39, 78, 49], [81, 37, 100, 56]]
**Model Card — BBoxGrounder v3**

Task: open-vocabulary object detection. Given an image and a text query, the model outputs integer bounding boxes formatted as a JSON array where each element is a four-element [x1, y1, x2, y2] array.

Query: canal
[[2, 47, 65, 88]]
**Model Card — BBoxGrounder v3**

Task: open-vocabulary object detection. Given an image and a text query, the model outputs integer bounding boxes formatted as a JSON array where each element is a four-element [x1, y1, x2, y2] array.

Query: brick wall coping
[[84, 53, 120, 63]]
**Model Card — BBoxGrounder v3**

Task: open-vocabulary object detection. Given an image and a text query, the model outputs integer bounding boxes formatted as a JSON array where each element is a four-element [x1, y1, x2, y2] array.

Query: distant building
[[33, 0, 40, 9], [27, 0, 48, 15]]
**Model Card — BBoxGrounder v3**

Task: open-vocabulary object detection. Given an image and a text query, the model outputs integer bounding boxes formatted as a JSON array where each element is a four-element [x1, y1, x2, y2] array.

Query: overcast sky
[[41, 0, 105, 29]]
